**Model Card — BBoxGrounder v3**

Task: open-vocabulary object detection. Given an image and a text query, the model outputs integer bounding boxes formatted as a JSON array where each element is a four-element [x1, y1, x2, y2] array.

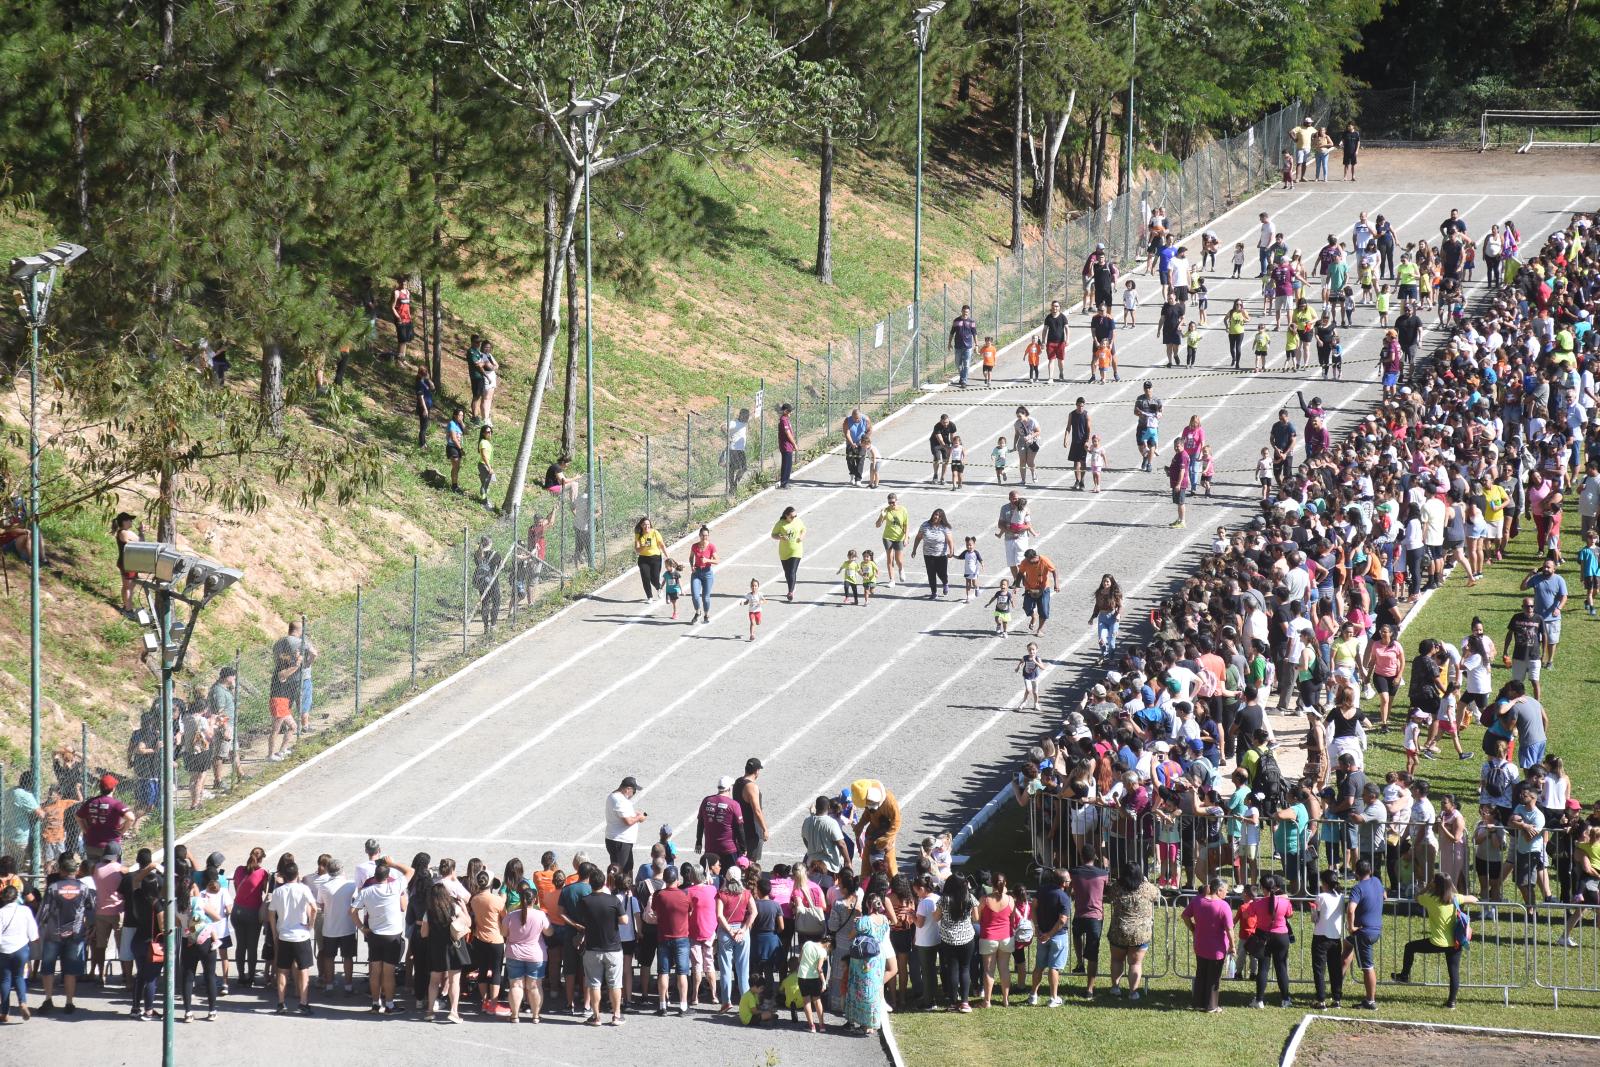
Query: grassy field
[[1356, 507, 1600, 791]]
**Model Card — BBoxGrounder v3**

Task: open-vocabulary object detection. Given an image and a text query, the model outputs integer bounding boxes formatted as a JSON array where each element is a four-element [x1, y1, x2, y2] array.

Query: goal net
[[1480, 110, 1600, 151]]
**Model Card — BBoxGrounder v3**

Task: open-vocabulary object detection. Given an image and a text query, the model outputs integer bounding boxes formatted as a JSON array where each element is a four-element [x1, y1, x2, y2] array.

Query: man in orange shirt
[[1016, 549, 1060, 637]]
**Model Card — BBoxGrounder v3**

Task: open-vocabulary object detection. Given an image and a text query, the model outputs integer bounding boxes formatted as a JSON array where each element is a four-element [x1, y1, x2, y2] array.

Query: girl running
[[1090, 574, 1122, 657], [1016, 643, 1042, 710], [743, 580, 764, 641], [959, 537, 984, 602], [987, 580, 1015, 636], [662, 559, 683, 619], [859, 550, 879, 601], [837, 550, 863, 606], [1087, 434, 1107, 492], [949, 435, 967, 490]]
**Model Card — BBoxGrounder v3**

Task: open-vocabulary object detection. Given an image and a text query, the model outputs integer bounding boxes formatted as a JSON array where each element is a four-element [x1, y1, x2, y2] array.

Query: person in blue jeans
[[714, 873, 753, 1011], [0, 881, 40, 1022], [1026, 868, 1072, 1007], [948, 306, 977, 388]]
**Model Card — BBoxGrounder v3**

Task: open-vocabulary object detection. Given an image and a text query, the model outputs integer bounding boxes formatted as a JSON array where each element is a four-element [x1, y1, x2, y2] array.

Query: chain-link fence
[[2, 99, 1316, 879], [1330, 84, 1600, 147]]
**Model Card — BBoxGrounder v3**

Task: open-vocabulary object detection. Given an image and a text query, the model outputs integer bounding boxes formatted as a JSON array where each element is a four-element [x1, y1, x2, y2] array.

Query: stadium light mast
[[912, 2, 944, 391]]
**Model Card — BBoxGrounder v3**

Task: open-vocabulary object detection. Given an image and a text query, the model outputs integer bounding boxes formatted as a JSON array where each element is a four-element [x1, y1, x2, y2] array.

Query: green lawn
[[1357, 508, 1600, 791]]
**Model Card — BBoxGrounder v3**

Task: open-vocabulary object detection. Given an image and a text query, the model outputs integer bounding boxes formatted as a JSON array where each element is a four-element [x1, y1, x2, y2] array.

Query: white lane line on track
[[769, 189, 1448, 834], [365, 192, 1300, 842], [408, 187, 1438, 844], [194, 177, 1413, 854], [523, 194, 1358, 843]]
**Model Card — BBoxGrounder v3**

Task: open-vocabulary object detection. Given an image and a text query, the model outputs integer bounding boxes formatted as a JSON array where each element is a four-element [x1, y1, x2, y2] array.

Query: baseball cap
[[102, 841, 122, 860], [744, 758, 763, 774], [1091, 683, 1107, 697], [99, 773, 119, 793], [206, 851, 226, 868], [619, 775, 641, 791], [659, 823, 674, 838], [717, 775, 735, 791], [1153, 740, 1171, 753]]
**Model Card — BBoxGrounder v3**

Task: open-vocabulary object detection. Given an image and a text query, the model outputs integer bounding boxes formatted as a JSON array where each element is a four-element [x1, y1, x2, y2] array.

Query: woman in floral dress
[[844, 891, 897, 1033]]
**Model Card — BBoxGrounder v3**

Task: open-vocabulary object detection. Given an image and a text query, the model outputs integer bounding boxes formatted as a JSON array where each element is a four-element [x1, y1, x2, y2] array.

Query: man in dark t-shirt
[[1040, 301, 1070, 380], [571, 869, 627, 1024], [948, 306, 978, 388]]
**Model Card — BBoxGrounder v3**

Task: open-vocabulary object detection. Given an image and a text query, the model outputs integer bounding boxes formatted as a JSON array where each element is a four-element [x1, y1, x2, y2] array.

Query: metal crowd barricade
[[1379, 898, 1527, 1004], [1531, 901, 1600, 1006]]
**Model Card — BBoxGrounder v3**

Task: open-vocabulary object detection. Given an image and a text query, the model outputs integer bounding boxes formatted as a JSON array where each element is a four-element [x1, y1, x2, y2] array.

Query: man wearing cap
[[858, 782, 903, 877], [605, 777, 648, 873], [1017, 549, 1060, 636], [77, 773, 133, 864], [696, 776, 746, 871], [733, 759, 769, 864], [651, 864, 693, 1015]]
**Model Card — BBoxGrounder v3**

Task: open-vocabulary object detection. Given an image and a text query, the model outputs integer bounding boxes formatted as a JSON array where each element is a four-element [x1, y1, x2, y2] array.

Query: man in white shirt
[[267, 859, 318, 1014], [1420, 489, 1447, 590], [1256, 213, 1276, 276], [605, 775, 648, 873], [351, 854, 412, 1013], [315, 858, 359, 995]]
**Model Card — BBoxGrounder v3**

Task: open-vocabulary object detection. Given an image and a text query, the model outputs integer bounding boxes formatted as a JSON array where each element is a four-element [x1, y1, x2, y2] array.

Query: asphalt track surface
[[20, 152, 1596, 1066]]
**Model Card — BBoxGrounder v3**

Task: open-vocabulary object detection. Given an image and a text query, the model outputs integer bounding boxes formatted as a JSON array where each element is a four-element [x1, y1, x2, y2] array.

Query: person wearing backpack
[[843, 890, 894, 1035], [36, 854, 95, 1014], [1392, 872, 1476, 1009]]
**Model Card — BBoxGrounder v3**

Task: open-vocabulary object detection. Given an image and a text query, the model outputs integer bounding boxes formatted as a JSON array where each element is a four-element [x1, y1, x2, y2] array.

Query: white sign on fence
[[1247, 127, 1255, 148], [874, 321, 885, 348], [906, 305, 916, 331]]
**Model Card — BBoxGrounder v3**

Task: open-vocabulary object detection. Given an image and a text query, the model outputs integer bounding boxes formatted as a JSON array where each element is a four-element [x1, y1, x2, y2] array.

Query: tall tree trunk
[[502, 172, 585, 515], [430, 66, 443, 385], [1040, 90, 1074, 238], [816, 127, 834, 284], [560, 237, 580, 458], [260, 232, 285, 434], [71, 93, 89, 233], [1010, 9, 1024, 252], [156, 467, 176, 545], [1090, 110, 1107, 210], [815, 0, 835, 285]]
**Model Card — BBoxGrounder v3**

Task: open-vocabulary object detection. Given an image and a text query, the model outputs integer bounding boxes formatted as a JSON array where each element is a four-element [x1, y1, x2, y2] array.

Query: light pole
[[569, 91, 620, 568], [8, 241, 87, 885], [1123, 3, 1138, 262], [123, 542, 242, 1067], [912, 2, 945, 391]]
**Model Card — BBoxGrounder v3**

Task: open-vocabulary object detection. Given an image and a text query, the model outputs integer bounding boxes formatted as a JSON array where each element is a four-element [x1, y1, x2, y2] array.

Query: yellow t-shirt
[[1417, 891, 1459, 948], [1482, 484, 1508, 523], [880, 506, 909, 543], [635, 529, 665, 557], [772, 519, 806, 560], [1292, 124, 1315, 151], [1227, 310, 1248, 336]]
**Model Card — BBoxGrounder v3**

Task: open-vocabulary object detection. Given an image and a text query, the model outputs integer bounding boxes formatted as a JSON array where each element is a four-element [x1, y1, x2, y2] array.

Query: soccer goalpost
[[1479, 110, 1600, 152]]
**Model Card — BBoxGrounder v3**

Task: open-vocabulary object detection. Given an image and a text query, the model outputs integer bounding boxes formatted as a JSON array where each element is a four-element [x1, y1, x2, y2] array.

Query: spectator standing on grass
[[1392, 872, 1475, 1009], [1521, 553, 1568, 670], [1345, 859, 1384, 1010], [1182, 875, 1231, 1013], [1246, 873, 1294, 1009], [1104, 862, 1160, 1001]]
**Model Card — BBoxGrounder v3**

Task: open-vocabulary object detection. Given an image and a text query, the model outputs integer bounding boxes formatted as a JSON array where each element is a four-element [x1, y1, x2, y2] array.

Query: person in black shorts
[[1040, 301, 1070, 381], [929, 414, 957, 485], [1064, 398, 1092, 491]]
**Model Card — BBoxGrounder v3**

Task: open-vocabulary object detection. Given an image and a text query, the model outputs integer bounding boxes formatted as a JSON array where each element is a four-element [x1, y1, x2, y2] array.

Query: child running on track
[[1122, 280, 1139, 326], [743, 580, 763, 641], [1016, 642, 1042, 709], [987, 579, 1015, 636], [837, 550, 862, 606], [860, 550, 880, 602], [663, 560, 683, 619], [959, 536, 983, 602], [1252, 324, 1270, 372], [980, 337, 998, 384], [992, 438, 1009, 484], [1025, 339, 1043, 382], [949, 436, 967, 489]]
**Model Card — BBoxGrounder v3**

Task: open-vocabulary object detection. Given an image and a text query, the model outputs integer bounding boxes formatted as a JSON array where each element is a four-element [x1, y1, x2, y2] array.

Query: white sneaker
[[1047, 997, 1064, 1008], [1027, 994, 1039, 1006]]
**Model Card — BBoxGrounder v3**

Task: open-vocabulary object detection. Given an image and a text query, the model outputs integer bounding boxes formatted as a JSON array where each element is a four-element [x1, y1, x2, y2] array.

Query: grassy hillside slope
[[0, 116, 1031, 772]]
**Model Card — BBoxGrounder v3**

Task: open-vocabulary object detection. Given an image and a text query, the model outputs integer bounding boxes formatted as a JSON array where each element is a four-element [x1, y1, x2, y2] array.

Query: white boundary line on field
[[1281, 1014, 1600, 1067]]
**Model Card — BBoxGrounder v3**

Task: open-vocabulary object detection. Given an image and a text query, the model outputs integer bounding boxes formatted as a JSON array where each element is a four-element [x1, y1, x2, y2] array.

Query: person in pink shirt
[[89, 842, 127, 985], [1244, 874, 1295, 1008], [976, 873, 1017, 1008], [1182, 876, 1234, 1012], [683, 862, 720, 1011], [499, 879, 550, 1024]]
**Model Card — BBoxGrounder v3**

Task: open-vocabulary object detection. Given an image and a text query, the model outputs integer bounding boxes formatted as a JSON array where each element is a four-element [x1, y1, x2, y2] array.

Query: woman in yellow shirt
[[771, 506, 806, 602], [634, 517, 667, 602], [1391, 872, 1476, 1008]]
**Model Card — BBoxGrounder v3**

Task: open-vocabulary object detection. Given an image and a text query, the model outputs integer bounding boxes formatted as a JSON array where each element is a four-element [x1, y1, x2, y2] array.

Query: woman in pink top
[[231, 847, 269, 988], [976, 872, 1017, 1007], [1244, 874, 1295, 1007], [688, 525, 719, 624], [499, 878, 549, 1023], [1361, 624, 1405, 731], [684, 864, 720, 1009], [714, 873, 753, 1011]]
